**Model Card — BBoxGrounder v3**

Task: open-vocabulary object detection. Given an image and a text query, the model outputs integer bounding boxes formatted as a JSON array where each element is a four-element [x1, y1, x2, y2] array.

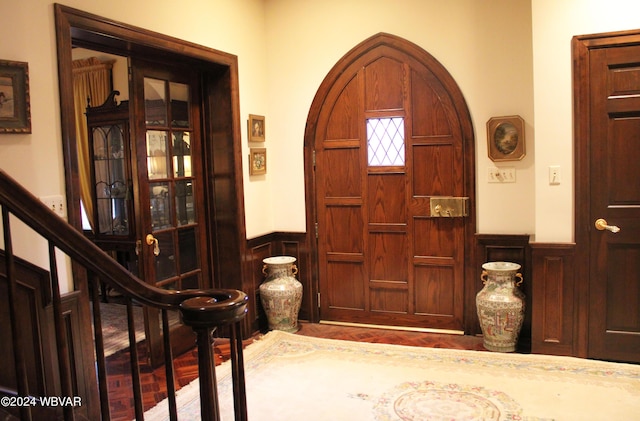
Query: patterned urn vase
[[259, 256, 303, 333], [476, 262, 525, 352]]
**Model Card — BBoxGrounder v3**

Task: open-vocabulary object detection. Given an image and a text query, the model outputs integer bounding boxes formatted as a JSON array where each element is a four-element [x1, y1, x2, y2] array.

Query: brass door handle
[[595, 218, 620, 233], [146, 234, 160, 256]]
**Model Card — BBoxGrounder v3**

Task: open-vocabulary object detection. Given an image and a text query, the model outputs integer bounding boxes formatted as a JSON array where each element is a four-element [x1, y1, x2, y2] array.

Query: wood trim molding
[[530, 243, 576, 356]]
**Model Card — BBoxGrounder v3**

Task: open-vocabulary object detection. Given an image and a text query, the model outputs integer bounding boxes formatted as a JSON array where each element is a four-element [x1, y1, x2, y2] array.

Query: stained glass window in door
[[367, 117, 405, 166]]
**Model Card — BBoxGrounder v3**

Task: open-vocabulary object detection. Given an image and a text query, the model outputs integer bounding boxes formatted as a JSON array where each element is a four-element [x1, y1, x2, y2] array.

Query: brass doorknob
[[145, 234, 160, 256], [595, 218, 620, 233]]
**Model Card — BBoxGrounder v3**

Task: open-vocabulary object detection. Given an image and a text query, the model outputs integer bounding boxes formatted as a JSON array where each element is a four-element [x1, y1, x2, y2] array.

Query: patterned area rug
[[145, 330, 640, 420], [95, 302, 180, 357], [95, 302, 145, 357]]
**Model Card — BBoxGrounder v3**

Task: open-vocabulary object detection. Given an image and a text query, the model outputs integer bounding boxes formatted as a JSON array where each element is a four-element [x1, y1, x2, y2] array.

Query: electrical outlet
[[40, 195, 65, 218], [488, 167, 516, 183]]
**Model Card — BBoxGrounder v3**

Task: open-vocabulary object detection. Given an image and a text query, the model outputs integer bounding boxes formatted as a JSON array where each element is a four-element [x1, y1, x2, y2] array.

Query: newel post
[[180, 290, 249, 421]]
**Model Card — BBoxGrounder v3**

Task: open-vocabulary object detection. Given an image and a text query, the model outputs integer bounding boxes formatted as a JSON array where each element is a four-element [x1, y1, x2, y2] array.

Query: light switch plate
[[549, 165, 561, 185], [40, 195, 65, 218], [488, 167, 516, 183]]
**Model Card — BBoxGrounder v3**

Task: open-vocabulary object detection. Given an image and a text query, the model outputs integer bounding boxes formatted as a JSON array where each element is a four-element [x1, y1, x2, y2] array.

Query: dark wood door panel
[[368, 174, 407, 222], [369, 282, 409, 313], [412, 144, 457, 196], [414, 265, 457, 315], [309, 34, 474, 332], [589, 241, 640, 361], [586, 43, 640, 363], [363, 56, 405, 111], [323, 308, 464, 331], [325, 260, 366, 311], [410, 71, 453, 137], [369, 231, 409, 282]]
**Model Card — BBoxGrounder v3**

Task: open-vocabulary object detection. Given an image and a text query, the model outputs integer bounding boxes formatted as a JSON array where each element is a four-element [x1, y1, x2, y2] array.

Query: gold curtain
[[72, 58, 113, 231]]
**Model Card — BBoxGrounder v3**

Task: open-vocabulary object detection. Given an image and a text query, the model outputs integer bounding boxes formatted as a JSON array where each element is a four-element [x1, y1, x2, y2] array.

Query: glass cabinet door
[[86, 93, 133, 244], [91, 122, 131, 237]]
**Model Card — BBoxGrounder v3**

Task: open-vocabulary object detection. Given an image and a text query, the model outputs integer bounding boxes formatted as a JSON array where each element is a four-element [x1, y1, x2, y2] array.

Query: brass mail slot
[[429, 196, 469, 217]]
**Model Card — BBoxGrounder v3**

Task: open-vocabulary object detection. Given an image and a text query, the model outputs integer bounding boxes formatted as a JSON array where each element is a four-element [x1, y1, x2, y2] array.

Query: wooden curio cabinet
[[86, 91, 136, 257]]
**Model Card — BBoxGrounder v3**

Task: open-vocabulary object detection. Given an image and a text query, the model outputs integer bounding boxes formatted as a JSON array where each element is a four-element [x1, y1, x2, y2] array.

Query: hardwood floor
[[105, 322, 485, 420]]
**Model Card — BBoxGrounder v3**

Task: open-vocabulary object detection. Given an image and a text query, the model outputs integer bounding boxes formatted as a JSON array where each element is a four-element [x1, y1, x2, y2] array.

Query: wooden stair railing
[[0, 169, 248, 421]]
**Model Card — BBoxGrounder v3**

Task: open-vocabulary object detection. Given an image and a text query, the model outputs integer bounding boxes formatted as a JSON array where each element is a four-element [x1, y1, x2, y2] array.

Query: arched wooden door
[[305, 33, 476, 332]]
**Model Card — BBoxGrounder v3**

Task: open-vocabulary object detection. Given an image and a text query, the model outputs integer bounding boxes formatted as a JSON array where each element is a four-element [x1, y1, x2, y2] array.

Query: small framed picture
[[486, 115, 525, 161], [248, 114, 265, 142], [249, 148, 267, 175], [0, 60, 31, 134]]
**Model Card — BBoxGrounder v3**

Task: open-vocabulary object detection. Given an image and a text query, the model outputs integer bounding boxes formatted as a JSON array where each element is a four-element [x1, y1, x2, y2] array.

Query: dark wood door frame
[[303, 33, 477, 331], [54, 5, 249, 327], [573, 28, 640, 359]]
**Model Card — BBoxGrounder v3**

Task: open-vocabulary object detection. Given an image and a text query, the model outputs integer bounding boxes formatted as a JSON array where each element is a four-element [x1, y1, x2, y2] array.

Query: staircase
[[0, 169, 248, 420]]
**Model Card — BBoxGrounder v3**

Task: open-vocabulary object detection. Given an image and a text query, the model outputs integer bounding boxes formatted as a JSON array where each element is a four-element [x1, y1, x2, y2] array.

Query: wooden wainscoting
[[0, 252, 56, 412], [474, 234, 532, 351], [0, 252, 95, 420], [246, 234, 275, 332], [530, 243, 576, 356], [247, 233, 579, 359], [246, 232, 313, 333]]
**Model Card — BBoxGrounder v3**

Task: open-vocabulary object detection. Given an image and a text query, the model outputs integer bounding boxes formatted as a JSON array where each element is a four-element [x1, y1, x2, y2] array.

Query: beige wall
[[0, 0, 269, 291], [0, 0, 638, 289], [531, 0, 640, 242], [265, 0, 535, 237]]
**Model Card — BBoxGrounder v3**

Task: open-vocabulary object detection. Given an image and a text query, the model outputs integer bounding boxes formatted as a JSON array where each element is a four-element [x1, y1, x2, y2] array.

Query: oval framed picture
[[486, 115, 525, 161]]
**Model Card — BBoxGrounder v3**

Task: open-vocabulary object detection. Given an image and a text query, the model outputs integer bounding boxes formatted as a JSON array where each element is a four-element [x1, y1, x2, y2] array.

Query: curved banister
[[0, 168, 248, 421], [0, 169, 234, 308]]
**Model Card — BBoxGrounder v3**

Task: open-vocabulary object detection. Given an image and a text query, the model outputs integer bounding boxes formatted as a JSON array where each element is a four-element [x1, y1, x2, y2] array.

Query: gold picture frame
[[486, 115, 525, 161], [0, 60, 31, 134], [248, 114, 265, 142], [249, 148, 267, 175]]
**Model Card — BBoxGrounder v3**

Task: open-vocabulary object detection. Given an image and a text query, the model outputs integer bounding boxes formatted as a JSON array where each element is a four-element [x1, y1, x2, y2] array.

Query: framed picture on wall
[[249, 148, 267, 175], [0, 60, 31, 134], [486, 115, 525, 161], [248, 114, 265, 142]]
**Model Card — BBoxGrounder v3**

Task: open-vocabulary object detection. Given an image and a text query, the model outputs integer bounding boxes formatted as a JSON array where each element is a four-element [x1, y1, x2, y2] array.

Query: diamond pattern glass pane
[[367, 117, 405, 166]]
